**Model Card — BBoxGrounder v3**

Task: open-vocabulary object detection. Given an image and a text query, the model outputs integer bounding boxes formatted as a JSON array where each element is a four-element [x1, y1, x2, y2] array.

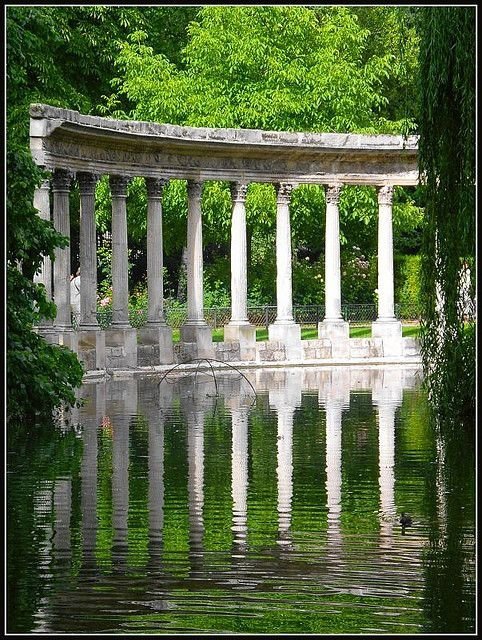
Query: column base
[[138, 324, 174, 365], [371, 319, 402, 338], [318, 320, 350, 358], [224, 323, 257, 361], [57, 329, 78, 353], [77, 329, 105, 370], [268, 322, 302, 360], [371, 319, 402, 357], [180, 323, 214, 359], [318, 319, 350, 340], [105, 327, 137, 369]]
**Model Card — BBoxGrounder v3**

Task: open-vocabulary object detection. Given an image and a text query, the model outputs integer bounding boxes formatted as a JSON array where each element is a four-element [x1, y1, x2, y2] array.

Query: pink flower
[[100, 297, 111, 307]]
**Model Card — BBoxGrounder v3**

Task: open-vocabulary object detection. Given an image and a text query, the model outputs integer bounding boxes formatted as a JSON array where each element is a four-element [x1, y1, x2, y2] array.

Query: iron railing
[[72, 302, 422, 331]]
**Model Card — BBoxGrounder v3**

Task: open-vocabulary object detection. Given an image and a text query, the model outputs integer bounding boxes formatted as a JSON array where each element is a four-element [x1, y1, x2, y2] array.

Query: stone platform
[[38, 327, 420, 374]]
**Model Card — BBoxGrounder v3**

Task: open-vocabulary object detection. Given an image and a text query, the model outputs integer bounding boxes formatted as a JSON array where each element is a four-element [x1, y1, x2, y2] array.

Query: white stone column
[[33, 179, 52, 308], [229, 182, 249, 323], [146, 177, 167, 325], [372, 185, 402, 346], [268, 183, 302, 358], [181, 180, 213, 357], [376, 185, 396, 320], [186, 180, 204, 324], [137, 177, 174, 365], [224, 182, 256, 354], [52, 169, 72, 330], [274, 182, 294, 323], [78, 172, 99, 329], [110, 175, 130, 327], [319, 184, 349, 342]]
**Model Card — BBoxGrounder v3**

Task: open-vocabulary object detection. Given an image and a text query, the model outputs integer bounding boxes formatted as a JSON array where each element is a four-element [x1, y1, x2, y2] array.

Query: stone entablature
[[30, 103, 418, 186]]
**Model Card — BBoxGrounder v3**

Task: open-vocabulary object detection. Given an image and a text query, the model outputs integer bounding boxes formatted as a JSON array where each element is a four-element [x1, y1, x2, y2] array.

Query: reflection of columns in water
[[187, 406, 205, 559], [372, 368, 403, 544], [320, 368, 350, 555], [148, 409, 165, 563], [377, 401, 396, 544], [231, 407, 249, 552], [276, 406, 294, 543], [270, 370, 302, 546], [52, 479, 72, 564], [81, 401, 98, 570], [110, 380, 137, 569], [325, 401, 342, 551], [112, 416, 129, 568], [33, 483, 55, 633], [34, 483, 55, 573]]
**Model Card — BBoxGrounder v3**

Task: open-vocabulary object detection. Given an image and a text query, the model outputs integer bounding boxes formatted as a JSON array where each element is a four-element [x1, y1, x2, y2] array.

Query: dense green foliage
[[98, 6, 422, 306], [416, 7, 475, 426], [6, 143, 84, 423]]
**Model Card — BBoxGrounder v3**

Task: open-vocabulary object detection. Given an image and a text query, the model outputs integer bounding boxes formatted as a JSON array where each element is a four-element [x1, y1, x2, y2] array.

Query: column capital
[[230, 182, 248, 203], [37, 178, 50, 191], [187, 179, 203, 199], [77, 172, 99, 196], [377, 185, 394, 205], [52, 168, 72, 193], [145, 177, 168, 199], [110, 175, 130, 197], [275, 182, 293, 204], [325, 184, 342, 205]]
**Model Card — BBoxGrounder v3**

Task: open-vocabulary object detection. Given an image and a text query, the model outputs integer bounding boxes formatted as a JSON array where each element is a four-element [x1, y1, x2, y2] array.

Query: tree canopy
[[95, 6, 422, 306]]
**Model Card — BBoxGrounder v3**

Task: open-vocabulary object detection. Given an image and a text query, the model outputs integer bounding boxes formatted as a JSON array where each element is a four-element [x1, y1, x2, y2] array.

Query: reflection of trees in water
[[422, 422, 475, 633]]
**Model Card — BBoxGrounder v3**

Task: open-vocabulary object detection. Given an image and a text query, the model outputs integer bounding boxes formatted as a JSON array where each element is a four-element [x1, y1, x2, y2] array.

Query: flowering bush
[[341, 248, 377, 304]]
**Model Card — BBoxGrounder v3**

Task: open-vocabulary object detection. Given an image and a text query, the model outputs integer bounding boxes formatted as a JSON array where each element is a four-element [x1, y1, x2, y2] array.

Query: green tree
[[416, 7, 475, 426], [6, 144, 84, 423], [105, 5, 421, 304]]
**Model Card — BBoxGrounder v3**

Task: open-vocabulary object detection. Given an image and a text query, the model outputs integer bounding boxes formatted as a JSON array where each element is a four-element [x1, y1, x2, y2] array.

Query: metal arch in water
[[156, 358, 257, 408]]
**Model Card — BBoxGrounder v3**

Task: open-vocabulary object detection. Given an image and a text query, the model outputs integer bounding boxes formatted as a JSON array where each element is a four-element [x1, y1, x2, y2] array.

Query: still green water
[[7, 365, 475, 634]]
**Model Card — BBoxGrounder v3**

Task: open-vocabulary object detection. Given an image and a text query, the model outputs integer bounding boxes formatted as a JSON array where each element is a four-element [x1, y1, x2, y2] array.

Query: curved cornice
[[29, 104, 419, 186]]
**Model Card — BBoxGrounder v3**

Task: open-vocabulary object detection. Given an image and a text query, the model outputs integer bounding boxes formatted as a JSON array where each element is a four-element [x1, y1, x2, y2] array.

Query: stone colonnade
[[34, 172, 401, 369]]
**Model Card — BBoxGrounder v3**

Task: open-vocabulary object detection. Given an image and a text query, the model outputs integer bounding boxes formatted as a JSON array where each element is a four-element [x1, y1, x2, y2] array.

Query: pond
[[7, 364, 475, 634]]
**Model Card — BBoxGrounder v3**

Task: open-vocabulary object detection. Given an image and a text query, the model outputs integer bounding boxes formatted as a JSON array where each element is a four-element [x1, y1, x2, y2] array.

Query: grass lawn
[[171, 324, 420, 342]]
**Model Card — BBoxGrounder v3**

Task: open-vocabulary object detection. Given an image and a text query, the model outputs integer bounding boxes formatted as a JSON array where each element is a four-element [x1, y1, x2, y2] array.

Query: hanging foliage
[[417, 7, 475, 426]]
